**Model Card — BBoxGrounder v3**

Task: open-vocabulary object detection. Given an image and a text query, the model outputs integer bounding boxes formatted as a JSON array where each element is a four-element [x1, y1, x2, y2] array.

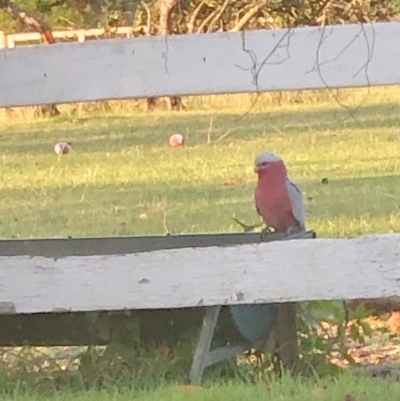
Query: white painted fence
[[0, 27, 135, 49], [1, 22, 400, 107], [1, 22, 400, 316], [1, 22, 400, 381], [1, 234, 400, 315]]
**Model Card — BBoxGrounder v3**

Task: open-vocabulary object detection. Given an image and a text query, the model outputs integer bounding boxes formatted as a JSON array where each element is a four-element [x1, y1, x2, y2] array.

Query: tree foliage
[[1, 0, 399, 35]]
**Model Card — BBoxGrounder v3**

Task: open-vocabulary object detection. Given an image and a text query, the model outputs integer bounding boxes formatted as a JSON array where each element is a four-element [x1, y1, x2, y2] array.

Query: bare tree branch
[[230, 1, 267, 32], [140, 0, 151, 35], [0, 0, 56, 44], [197, 6, 220, 33], [158, 0, 178, 35], [187, 1, 204, 34], [207, 0, 230, 33], [146, 0, 183, 111]]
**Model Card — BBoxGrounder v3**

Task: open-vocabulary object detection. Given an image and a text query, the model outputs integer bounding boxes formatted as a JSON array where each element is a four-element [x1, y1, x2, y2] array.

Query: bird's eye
[[261, 161, 269, 166]]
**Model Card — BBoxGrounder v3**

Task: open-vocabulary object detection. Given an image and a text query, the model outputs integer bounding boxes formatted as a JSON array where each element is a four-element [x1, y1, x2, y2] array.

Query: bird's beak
[[254, 166, 259, 173]]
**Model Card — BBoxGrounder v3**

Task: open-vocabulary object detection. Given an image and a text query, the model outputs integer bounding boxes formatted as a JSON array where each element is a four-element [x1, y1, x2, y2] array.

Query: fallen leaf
[[139, 213, 148, 219]]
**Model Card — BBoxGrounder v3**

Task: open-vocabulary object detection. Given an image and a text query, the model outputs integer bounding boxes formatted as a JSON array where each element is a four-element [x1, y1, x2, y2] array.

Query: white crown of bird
[[254, 152, 282, 167]]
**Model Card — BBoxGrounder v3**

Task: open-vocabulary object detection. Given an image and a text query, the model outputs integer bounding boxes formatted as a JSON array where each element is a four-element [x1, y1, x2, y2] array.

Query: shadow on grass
[[0, 101, 400, 155]]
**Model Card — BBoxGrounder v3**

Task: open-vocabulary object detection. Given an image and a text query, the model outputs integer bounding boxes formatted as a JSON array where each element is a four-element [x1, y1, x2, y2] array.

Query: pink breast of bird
[[255, 165, 298, 232]]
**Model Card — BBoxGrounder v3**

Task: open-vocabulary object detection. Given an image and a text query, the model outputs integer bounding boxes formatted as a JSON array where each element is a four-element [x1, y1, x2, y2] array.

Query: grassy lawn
[[1, 89, 400, 239], [3, 373, 400, 401], [1, 87, 400, 399]]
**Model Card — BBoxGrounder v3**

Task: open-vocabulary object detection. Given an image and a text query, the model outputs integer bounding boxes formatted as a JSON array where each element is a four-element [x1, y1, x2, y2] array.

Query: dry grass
[[2, 86, 397, 119]]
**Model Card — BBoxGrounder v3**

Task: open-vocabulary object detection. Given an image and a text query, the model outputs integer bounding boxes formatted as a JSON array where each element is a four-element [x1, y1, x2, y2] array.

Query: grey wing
[[286, 179, 306, 230], [229, 304, 277, 343]]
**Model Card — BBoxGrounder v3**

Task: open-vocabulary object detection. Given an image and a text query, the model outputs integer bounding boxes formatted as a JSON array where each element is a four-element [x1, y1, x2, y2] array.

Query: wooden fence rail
[[1, 22, 400, 107], [1, 232, 399, 315], [0, 27, 135, 49], [1, 21, 400, 383]]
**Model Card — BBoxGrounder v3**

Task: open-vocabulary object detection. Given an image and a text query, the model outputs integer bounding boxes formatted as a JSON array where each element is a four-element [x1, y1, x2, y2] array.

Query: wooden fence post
[[0, 31, 6, 49], [6, 34, 15, 48], [77, 30, 85, 43], [275, 303, 299, 372]]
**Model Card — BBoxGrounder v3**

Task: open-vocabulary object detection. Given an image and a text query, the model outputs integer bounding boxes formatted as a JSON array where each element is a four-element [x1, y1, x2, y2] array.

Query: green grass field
[[3, 372, 400, 401], [1, 88, 400, 239], [1, 87, 400, 399]]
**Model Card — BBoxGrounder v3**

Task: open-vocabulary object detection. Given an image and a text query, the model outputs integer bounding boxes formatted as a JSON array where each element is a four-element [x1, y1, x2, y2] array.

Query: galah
[[229, 152, 306, 345], [254, 151, 305, 236], [54, 142, 71, 155], [169, 133, 185, 147]]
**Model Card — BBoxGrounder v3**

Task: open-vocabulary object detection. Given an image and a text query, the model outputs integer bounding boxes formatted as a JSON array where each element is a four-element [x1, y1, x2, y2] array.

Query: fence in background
[[0, 27, 135, 49], [1, 22, 400, 107], [1, 21, 400, 383]]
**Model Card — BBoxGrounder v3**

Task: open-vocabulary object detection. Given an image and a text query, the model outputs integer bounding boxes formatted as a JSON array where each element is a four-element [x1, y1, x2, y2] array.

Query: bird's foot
[[282, 225, 304, 240], [260, 225, 274, 240], [284, 226, 295, 237], [232, 217, 263, 233]]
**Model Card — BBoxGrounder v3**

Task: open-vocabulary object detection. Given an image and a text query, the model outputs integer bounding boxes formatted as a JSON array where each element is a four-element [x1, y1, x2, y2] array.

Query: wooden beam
[[0, 231, 315, 257], [0, 307, 247, 346], [0, 31, 6, 49], [1, 22, 399, 107], [275, 303, 298, 371], [0, 233, 399, 315], [5, 27, 135, 44]]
